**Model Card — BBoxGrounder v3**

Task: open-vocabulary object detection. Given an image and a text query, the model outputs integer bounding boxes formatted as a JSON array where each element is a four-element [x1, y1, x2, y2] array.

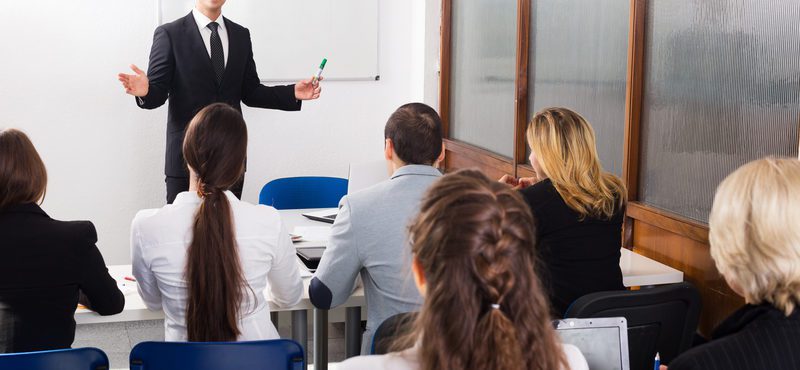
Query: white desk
[[74, 208, 683, 369], [620, 248, 683, 287], [76, 247, 680, 323]]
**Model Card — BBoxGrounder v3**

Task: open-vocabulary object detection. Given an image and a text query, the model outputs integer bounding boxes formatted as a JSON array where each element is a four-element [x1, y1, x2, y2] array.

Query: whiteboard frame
[[153, 0, 380, 83]]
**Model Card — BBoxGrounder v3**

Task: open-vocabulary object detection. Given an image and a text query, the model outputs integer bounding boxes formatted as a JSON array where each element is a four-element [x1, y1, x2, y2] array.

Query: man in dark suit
[[118, 0, 322, 204]]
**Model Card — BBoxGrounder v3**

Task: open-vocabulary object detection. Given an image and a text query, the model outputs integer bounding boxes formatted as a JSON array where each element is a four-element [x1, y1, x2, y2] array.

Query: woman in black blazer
[[500, 108, 627, 316], [666, 158, 800, 370], [0, 129, 124, 353]]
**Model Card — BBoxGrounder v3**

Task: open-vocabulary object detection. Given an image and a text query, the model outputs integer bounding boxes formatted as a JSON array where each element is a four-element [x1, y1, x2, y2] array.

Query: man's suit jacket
[[309, 165, 443, 354], [136, 12, 301, 177], [0, 203, 124, 353]]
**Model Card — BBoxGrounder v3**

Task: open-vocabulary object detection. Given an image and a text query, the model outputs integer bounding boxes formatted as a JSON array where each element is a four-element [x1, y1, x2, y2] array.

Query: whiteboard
[[158, 1, 379, 82]]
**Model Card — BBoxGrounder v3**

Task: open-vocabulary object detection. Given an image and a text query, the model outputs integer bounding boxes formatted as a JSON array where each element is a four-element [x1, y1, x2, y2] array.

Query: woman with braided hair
[[131, 103, 303, 341], [338, 169, 588, 370]]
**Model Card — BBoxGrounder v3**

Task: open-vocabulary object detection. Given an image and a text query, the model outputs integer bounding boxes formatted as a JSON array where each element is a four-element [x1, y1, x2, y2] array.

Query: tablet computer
[[296, 246, 326, 270], [554, 317, 630, 370]]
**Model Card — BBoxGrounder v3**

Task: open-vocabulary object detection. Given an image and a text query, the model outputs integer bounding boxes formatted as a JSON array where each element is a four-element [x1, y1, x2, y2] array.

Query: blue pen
[[653, 352, 661, 370]]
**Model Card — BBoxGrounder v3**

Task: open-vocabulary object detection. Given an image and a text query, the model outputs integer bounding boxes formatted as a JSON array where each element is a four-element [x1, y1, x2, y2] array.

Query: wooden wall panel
[[632, 220, 743, 336], [439, 0, 452, 138], [516, 164, 536, 178], [512, 0, 531, 166], [444, 139, 514, 179]]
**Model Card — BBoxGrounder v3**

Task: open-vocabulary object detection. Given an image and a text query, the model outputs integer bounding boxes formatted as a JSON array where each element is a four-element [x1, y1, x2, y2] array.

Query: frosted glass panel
[[528, 0, 630, 176], [450, 0, 516, 158], [639, 0, 800, 222]]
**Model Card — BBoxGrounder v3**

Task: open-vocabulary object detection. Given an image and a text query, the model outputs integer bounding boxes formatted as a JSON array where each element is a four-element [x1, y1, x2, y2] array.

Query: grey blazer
[[310, 165, 442, 354]]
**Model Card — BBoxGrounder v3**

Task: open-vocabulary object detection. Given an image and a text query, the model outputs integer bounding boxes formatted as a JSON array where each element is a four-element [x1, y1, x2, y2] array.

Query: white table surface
[[75, 208, 682, 324], [620, 248, 683, 287]]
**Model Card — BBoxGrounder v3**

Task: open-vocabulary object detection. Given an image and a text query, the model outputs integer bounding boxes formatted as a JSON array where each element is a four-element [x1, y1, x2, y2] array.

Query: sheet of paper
[[118, 281, 139, 295], [292, 226, 331, 242]]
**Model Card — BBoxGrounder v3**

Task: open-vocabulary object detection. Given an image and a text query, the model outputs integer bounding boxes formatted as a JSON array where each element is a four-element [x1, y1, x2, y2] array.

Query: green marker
[[312, 58, 327, 84]]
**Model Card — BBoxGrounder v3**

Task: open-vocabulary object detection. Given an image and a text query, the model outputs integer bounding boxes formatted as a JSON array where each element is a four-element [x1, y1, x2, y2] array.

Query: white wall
[[0, 0, 427, 264]]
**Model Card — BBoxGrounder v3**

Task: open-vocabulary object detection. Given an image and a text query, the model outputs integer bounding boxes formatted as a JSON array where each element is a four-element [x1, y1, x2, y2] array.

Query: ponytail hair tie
[[197, 183, 217, 198], [491, 303, 501, 310]]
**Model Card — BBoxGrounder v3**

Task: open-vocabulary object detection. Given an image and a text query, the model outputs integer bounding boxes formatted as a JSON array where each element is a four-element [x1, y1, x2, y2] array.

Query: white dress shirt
[[337, 343, 589, 370], [192, 8, 229, 67], [131, 191, 302, 341]]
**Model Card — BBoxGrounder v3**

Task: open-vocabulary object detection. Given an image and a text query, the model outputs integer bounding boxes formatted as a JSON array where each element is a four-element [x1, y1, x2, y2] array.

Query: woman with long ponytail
[[131, 103, 302, 341], [339, 169, 588, 370]]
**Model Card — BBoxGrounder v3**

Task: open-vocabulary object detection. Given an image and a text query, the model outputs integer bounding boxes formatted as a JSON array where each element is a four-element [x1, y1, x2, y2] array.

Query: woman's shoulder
[[562, 343, 589, 370], [130, 207, 168, 232], [1, 204, 97, 244], [230, 199, 283, 233], [337, 350, 420, 370], [232, 198, 280, 218], [519, 178, 561, 206]]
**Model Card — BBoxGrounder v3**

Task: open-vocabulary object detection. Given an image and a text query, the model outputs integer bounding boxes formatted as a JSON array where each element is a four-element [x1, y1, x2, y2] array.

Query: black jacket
[[0, 203, 124, 353], [669, 304, 800, 370], [520, 179, 625, 316], [137, 12, 301, 177]]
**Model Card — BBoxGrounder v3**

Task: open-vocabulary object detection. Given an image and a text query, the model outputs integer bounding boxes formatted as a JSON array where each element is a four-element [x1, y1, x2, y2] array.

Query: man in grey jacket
[[309, 103, 444, 354]]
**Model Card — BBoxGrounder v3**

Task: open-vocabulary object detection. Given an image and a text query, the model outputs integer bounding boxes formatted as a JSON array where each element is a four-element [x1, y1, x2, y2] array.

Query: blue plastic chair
[[0, 347, 109, 370], [259, 176, 348, 209], [129, 339, 304, 370]]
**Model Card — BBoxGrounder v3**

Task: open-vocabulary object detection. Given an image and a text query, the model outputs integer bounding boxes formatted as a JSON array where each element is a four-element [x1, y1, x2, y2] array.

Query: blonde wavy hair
[[527, 107, 626, 219], [709, 157, 800, 316]]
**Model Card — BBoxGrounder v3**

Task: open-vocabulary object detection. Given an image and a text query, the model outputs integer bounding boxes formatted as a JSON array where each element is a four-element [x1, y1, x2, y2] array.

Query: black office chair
[[371, 312, 418, 355], [564, 282, 701, 370]]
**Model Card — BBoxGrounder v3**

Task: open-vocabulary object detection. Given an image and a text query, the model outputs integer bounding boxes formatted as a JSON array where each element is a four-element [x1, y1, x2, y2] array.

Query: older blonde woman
[[667, 157, 800, 370], [499, 107, 627, 316]]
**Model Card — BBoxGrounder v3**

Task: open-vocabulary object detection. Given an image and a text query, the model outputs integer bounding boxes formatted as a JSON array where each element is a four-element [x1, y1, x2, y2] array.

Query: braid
[[402, 169, 567, 370]]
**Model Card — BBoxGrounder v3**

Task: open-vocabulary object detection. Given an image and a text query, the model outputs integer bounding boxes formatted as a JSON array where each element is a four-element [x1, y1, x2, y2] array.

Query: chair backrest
[[0, 347, 109, 370], [259, 177, 348, 210], [129, 339, 305, 370], [371, 312, 418, 355], [564, 282, 701, 370]]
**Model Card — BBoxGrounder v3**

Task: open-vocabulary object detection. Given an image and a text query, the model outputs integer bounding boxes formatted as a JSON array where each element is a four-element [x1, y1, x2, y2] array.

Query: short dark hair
[[384, 103, 443, 165], [0, 129, 47, 210]]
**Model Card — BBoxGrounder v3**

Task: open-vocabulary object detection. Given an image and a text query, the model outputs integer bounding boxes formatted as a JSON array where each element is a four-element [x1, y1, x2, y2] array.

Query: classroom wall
[[0, 0, 429, 264]]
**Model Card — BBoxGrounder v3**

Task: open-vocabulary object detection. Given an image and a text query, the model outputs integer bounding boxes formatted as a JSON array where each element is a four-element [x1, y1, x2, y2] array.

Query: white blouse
[[337, 343, 589, 370], [131, 191, 302, 341]]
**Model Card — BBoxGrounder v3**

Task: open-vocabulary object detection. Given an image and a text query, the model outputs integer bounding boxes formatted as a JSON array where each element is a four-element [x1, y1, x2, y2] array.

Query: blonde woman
[[499, 107, 627, 316], [338, 169, 587, 370], [665, 157, 800, 370]]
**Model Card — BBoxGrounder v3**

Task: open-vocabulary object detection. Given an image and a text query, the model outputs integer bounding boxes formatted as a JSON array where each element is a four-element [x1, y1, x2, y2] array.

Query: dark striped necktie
[[207, 21, 224, 85]]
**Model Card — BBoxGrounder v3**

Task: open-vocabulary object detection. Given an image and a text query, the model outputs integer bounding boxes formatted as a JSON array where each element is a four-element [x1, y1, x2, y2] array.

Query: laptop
[[301, 160, 389, 224], [296, 246, 326, 271], [301, 209, 339, 224], [554, 317, 630, 370], [347, 160, 389, 194]]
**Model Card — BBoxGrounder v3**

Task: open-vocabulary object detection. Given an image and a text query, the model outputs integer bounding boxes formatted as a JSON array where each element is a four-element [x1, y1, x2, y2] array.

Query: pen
[[124, 276, 137, 282], [312, 58, 327, 84], [653, 352, 660, 370]]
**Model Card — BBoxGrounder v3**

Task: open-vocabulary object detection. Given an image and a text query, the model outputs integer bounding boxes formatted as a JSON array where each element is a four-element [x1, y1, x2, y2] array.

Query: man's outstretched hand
[[118, 64, 149, 97]]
